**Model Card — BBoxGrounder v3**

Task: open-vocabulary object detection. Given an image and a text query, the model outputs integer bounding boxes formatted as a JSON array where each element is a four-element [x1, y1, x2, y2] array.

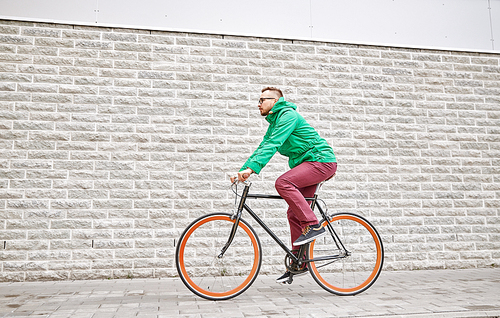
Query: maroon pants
[[275, 161, 337, 250]]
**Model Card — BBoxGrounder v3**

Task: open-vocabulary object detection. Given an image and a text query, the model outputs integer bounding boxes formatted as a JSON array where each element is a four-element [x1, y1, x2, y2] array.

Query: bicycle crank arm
[[307, 251, 350, 263]]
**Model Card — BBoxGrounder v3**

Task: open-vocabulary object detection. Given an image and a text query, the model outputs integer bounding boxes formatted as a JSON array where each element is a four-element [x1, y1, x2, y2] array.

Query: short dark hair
[[262, 87, 283, 98]]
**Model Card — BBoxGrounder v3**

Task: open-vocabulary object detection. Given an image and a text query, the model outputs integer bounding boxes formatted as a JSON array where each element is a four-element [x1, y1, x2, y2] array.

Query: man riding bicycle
[[231, 87, 337, 283]]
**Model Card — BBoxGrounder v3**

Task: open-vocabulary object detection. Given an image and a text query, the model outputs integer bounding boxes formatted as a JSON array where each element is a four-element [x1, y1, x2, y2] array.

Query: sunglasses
[[258, 97, 275, 105]]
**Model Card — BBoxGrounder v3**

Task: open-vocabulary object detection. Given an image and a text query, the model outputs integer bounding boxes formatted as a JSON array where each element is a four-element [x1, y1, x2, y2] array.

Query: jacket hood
[[266, 97, 297, 123]]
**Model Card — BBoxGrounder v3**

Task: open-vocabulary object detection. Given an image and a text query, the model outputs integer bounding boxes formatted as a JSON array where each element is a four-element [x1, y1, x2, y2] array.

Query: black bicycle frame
[[219, 182, 348, 265]]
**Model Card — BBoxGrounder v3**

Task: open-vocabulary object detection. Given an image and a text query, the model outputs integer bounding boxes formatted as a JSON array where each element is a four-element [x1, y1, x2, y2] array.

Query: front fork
[[218, 183, 251, 259]]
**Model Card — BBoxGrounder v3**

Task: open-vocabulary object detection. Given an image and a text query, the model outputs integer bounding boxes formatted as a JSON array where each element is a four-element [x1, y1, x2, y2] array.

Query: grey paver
[[0, 268, 499, 318]]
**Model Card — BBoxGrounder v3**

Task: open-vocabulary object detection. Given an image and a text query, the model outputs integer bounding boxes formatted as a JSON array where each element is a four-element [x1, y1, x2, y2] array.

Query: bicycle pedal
[[286, 276, 294, 284]]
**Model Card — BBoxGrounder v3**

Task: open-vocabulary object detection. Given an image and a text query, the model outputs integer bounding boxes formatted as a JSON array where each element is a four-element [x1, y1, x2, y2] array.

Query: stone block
[[0, 19, 500, 281]]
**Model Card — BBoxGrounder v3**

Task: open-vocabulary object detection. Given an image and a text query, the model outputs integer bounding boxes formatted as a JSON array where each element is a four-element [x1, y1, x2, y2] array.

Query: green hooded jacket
[[240, 97, 336, 174]]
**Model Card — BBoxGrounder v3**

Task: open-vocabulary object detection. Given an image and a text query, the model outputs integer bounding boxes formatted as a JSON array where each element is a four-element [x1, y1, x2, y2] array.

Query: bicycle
[[175, 177, 384, 301]]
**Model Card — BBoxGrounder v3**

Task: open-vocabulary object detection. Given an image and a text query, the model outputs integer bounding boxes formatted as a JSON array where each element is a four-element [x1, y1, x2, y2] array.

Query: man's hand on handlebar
[[230, 168, 254, 183]]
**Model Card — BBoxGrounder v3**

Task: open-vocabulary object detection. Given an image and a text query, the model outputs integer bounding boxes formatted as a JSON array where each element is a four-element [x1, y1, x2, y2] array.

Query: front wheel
[[175, 213, 262, 301], [308, 212, 384, 296]]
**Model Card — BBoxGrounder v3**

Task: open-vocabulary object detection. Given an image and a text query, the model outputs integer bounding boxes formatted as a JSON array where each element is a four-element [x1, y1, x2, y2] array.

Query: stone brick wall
[[0, 19, 499, 281]]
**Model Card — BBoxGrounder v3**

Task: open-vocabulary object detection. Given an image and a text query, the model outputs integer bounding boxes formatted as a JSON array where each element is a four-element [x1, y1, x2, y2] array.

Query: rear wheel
[[308, 213, 384, 296], [175, 213, 262, 300]]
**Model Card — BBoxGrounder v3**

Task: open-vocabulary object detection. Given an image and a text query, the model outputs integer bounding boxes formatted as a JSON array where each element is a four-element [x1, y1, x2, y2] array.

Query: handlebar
[[229, 173, 252, 185], [231, 178, 251, 186]]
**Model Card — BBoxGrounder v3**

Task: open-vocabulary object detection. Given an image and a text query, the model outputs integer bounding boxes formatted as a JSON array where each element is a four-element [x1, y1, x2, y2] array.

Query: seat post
[[314, 181, 325, 196], [314, 173, 336, 196]]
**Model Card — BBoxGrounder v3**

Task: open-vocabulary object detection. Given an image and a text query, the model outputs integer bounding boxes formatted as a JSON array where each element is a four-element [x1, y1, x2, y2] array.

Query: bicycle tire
[[175, 213, 262, 300], [308, 212, 384, 296]]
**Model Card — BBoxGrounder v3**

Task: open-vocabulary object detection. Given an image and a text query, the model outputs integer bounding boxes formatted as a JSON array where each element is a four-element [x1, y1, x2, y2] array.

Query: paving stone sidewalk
[[0, 268, 499, 318]]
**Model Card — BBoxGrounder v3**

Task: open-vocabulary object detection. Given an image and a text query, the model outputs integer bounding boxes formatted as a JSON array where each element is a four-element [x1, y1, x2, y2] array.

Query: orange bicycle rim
[[309, 214, 383, 293], [178, 215, 260, 298]]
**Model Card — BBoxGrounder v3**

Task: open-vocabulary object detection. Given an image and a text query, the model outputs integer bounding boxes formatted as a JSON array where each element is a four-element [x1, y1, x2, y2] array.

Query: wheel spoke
[[308, 213, 384, 296], [175, 213, 262, 300]]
